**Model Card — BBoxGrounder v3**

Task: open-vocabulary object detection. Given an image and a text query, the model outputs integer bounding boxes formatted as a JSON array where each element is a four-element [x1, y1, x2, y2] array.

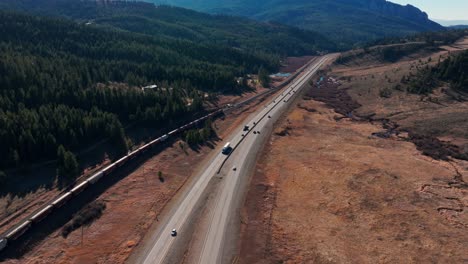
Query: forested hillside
[[0, 11, 201, 169], [336, 30, 468, 64], [437, 51, 468, 92], [402, 50, 468, 94], [0, 0, 331, 172], [151, 0, 444, 48], [0, 0, 334, 55]]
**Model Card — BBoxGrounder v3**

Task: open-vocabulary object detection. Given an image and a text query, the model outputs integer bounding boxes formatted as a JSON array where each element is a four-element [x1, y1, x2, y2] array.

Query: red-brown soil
[[239, 95, 468, 263], [238, 41, 468, 263]]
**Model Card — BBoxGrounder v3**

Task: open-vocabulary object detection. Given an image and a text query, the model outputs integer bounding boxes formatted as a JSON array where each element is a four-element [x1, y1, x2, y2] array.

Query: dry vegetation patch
[[240, 44, 468, 263], [240, 98, 468, 263]]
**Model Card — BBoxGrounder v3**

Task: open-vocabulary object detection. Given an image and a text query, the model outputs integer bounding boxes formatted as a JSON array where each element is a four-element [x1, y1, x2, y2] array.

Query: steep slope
[[151, 0, 444, 48]]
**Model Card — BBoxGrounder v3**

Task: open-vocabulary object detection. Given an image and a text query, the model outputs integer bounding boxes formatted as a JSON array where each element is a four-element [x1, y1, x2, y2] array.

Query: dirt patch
[[239, 96, 468, 263]]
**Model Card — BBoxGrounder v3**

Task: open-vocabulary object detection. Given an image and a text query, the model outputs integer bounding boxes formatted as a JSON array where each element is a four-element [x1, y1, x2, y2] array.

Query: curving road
[[134, 55, 334, 264]]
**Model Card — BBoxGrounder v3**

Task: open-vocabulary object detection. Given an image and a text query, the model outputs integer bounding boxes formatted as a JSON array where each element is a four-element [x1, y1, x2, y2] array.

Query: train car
[[51, 192, 72, 208], [126, 151, 137, 160], [29, 205, 54, 223], [115, 155, 129, 167], [149, 138, 160, 146], [0, 238, 6, 251], [168, 129, 179, 136], [138, 143, 151, 153], [102, 163, 116, 175], [70, 180, 89, 196], [5, 220, 32, 240], [88, 171, 104, 184]]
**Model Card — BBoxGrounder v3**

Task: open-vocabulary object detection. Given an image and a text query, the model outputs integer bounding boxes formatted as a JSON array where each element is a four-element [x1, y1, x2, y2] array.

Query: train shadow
[[0, 139, 173, 261]]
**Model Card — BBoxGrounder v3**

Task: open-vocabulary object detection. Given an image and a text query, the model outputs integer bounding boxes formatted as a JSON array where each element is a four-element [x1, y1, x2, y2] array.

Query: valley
[[0, 0, 467, 263]]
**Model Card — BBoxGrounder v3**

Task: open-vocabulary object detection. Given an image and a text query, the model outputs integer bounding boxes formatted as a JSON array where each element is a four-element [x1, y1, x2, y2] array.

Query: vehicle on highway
[[171, 229, 177, 237], [243, 125, 249, 131], [222, 142, 232, 155]]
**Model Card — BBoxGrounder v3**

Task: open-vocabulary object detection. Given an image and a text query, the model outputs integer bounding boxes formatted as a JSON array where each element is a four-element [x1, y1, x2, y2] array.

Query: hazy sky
[[390, 0, 467, 20]]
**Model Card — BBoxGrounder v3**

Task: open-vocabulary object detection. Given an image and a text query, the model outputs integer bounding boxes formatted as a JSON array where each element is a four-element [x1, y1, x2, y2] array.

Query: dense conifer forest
[[0, 0, 334, 174], [400, 50, 468, 95]]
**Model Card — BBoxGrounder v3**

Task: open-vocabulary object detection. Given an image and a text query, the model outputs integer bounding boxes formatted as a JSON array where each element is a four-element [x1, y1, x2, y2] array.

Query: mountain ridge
[[151, 0, 444, 48]]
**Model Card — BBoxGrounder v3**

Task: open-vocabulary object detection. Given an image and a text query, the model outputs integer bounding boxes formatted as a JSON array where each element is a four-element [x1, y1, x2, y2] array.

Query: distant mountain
[[434, 19, 468, 27], [151, 0, 444, 48], [448, 25, 468, 30]]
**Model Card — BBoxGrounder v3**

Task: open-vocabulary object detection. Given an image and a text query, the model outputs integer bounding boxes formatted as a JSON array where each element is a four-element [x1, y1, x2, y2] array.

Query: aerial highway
[[133, 55, 334, 264]]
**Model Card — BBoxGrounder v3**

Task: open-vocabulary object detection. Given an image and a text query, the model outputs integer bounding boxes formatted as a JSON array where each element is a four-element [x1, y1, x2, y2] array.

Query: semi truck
[[222, 142, 232, 155]]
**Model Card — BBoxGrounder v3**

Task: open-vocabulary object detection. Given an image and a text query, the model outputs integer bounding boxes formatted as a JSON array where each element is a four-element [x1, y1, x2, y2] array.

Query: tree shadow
[[187, 134, 221, 153]]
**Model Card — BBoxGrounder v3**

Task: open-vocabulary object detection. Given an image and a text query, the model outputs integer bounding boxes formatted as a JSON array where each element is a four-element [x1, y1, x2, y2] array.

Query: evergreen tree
[[56, 145, 80, 181], [258, 67, 271, 88]]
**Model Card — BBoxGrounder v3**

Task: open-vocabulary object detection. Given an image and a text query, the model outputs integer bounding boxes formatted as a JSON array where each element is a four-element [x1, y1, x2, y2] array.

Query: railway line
[[0, 109, 223, 254], [0, 57, 317, 254]]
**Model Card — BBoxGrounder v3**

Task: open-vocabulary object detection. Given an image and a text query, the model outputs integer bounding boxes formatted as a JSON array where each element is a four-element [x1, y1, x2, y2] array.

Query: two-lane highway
[[134, 55, 334, 264]]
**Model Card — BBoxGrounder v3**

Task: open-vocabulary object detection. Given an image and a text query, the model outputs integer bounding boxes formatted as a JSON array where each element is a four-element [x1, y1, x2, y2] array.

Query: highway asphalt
[[133, 55, 333, 264]]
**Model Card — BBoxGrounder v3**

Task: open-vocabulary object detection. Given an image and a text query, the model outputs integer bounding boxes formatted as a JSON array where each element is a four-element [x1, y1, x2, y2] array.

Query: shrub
[[379, 88, 393, 98], [62, 201, 106, 238]]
